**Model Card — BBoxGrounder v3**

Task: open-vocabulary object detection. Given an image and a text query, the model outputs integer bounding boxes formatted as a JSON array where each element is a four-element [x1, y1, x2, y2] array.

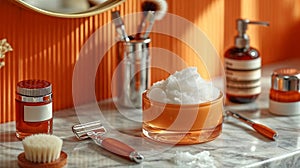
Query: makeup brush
[[112, 11, 130, 42], [137, 0, 168, 39], [142, 0, 168, 20]]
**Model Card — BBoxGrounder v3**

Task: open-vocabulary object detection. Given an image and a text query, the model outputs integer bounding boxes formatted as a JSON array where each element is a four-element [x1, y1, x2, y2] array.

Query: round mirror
[[11, 0, 125, 18]]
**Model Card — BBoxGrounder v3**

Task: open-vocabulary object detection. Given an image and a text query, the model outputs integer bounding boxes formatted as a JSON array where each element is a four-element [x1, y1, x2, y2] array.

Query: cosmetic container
[[142, 90, 223, 144], [225, 19, 269, 103], [116, 37, 151, 108], [15, 80, 53, 139], [269, 68, 300, 115]]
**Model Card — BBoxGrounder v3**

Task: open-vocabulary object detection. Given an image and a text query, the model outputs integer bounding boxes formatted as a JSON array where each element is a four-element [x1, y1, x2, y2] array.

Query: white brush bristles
[[145, 0, 168, 20], [22, 134, 63, 163]]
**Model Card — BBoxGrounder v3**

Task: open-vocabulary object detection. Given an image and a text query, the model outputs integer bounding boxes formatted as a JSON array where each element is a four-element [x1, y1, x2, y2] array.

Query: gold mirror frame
[[11, 0, 125, 18]]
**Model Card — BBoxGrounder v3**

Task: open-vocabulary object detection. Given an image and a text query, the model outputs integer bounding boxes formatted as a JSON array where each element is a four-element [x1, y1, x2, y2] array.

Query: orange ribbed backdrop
[[1, 0, 300, 123], [224, 0, 300, 64]]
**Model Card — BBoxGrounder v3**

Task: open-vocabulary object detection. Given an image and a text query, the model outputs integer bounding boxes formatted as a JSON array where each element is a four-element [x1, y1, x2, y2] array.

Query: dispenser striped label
[[225, 57, 261, 96], [226, 85, 261, 95], [226, 69, 261, 81], [225, 57, 261, 70]]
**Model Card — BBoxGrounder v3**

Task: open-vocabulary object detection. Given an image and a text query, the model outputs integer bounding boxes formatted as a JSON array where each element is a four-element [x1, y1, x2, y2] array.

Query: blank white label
[[24, 103, 52, 122]]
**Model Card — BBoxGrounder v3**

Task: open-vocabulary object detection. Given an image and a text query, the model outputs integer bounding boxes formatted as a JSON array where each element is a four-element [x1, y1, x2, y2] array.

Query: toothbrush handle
[[101, 138, 144, 163], [252, 123, 278, 140]]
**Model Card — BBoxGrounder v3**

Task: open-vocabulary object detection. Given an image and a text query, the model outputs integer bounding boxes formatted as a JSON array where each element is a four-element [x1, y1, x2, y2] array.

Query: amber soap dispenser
[[225, 19, 269, 103]]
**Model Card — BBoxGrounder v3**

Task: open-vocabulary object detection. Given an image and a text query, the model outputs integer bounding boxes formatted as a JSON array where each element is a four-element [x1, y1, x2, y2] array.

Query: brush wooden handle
[[101, 138, 144, 163], [252, 123, 278, 140]]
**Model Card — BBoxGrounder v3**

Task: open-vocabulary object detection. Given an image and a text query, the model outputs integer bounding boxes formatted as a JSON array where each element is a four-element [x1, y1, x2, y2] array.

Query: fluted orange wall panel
[[2, 0, 299, 123], [224, 0, 300, 64], [168, 0, 224, 79], [0, 0, 121, 123], [0, 0, 225, 123]]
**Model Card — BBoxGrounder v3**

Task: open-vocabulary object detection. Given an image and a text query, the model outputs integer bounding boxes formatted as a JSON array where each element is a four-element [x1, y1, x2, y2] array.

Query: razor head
[[72, 120, 106, 140]]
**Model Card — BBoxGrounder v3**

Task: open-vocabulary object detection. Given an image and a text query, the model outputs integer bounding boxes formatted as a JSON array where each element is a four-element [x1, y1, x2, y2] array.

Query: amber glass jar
[[269, 68, 300, 115], [15, 80, 53, 139], [142, 91, 223, 144]]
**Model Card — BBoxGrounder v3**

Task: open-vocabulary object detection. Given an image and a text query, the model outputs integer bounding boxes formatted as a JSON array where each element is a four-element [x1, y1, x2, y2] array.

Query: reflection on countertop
[[1, 58, 300, 168]]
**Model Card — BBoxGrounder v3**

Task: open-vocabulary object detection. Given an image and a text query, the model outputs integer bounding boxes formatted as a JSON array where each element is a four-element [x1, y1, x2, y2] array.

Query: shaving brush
[[141, 0, 168, 20], [18, 134, 67, 168], [137, 0, 168, 38]]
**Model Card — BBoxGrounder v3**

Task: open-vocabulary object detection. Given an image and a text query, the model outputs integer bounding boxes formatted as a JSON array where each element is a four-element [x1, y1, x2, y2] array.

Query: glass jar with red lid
[[15, 80, 53, 139]]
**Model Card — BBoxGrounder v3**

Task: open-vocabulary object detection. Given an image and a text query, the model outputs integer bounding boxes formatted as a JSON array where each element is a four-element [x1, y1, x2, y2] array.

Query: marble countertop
[[1, 58, 300, 168]]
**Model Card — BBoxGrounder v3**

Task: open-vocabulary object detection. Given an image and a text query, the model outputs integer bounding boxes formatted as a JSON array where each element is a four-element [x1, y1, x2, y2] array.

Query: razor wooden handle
[[226, 110, 278, 140], [101, 138, 144, 163], [252, 123, 278, 140], [102, 138, 134, 158]]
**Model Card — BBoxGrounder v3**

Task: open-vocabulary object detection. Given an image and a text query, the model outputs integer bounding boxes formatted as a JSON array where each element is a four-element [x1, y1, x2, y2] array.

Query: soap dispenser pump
[[225, 19, 269, 103]]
